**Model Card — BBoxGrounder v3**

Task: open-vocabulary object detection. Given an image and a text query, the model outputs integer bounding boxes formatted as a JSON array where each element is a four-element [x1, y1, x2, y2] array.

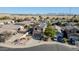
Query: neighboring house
[[67, 22, 77, 26], [32, 21, 47, 40], [68, 34, 79, 45], [38, 22, 47, 32], [65, 25, 79, 34], [15, 20, 34, 26], [0, 29, 17, 42], [0, 24, 24, 31], [0, 20, 15, 24], [32, 25, 43, 40], [62, 25, 79, 45], [69, 34, 79, 40], [0, 29, 17, 35]]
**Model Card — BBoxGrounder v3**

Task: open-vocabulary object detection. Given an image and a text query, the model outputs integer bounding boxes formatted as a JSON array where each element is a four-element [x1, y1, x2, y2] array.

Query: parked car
[[68, 38, 75, 45], [54, 32, 63, 42], [68, 36, 78, 45]]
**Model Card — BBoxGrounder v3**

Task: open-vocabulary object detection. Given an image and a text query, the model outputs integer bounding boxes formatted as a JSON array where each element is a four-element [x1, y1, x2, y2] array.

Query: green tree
[[44, 26, 57, 37]]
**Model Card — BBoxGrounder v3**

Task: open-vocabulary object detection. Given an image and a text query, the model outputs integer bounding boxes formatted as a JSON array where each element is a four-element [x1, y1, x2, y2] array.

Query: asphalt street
[[0, 44, 78, 51]]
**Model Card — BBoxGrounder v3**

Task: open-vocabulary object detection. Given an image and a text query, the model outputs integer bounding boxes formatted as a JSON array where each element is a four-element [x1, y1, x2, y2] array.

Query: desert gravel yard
[[5, 33, 24, 43]]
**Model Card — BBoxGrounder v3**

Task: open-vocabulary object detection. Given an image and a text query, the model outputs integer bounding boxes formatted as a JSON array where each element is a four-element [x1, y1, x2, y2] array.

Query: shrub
[[44, 26, 57, 38], [63, 38, 68, 43], [0, 16, 10, 20]]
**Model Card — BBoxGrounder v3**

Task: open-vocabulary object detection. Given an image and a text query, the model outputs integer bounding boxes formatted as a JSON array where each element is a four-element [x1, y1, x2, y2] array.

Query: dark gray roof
[[39, 22, 47, 29]]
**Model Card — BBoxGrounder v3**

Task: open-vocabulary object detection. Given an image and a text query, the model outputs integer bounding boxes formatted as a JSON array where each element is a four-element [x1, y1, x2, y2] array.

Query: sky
[[0, 7, 79, 14]]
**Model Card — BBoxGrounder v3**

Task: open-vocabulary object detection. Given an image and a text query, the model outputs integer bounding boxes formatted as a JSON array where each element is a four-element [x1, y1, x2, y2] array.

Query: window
[[76, 31, 79, 33], [35, 28, 37, 30]]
